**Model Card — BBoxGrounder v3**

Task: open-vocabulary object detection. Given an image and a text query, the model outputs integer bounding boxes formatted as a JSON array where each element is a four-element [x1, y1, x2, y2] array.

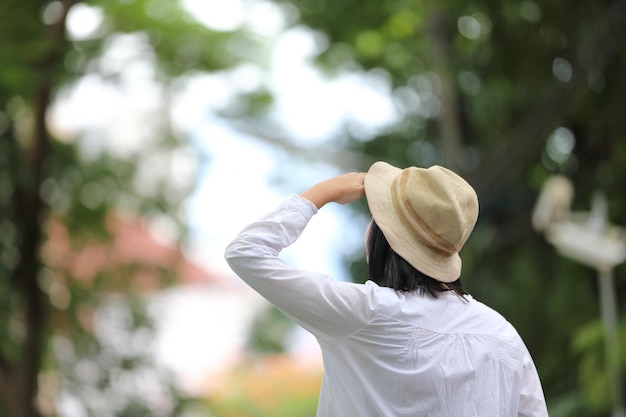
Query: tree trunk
[[425, 7, 464, 173], [0, 1, 76, 415]]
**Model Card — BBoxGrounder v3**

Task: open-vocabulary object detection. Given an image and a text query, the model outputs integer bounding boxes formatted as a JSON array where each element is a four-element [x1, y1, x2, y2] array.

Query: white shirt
[[225, 194, 549, 417]]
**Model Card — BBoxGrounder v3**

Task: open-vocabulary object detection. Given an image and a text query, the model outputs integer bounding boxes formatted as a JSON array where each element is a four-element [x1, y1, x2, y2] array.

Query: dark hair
[[366, 220, 467, 298]]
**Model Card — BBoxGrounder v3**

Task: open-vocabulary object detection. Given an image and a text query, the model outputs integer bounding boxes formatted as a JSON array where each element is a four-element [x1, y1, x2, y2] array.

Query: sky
[[51, 0, 398, 400], [155, 1, 396, 390], [168, 0, 398, 280]]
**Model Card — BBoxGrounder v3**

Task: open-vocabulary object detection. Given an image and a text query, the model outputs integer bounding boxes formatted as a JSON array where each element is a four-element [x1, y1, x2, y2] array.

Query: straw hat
[[364, 161, 479, 283]]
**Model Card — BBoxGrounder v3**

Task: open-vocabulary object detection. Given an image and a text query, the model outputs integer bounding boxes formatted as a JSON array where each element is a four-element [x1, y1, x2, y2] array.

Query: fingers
[[300, 171, 366, 208], [334, 172, 366, 205]]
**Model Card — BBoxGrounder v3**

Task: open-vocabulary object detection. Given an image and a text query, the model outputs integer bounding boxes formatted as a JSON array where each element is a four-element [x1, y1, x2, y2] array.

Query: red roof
[[42, 213, 223, 291]]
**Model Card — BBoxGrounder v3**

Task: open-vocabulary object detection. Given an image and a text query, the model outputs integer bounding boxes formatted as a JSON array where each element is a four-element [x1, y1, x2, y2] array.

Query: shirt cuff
[[289, 193, 319, 216]]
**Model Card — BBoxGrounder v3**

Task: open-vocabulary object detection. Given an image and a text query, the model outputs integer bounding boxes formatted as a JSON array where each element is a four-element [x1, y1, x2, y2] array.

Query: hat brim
[[364, 161, 462, 283]]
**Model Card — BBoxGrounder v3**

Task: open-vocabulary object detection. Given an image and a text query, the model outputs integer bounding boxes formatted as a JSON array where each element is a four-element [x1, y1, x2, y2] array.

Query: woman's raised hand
[[300, 172, 366, 209]]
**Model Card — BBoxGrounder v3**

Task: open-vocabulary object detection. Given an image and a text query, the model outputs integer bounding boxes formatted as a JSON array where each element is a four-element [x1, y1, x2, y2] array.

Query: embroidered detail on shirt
[[486, 334, 502, 362], [398, 326, 425, 363]]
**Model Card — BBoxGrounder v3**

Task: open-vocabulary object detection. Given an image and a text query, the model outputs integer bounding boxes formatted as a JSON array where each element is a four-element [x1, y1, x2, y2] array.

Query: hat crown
[[364, 161, 479, 282], [390, 166, 478, 257]]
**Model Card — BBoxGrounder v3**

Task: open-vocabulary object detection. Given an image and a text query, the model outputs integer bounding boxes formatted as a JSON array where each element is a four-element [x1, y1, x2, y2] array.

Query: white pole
[[598, 267, 625, 417]]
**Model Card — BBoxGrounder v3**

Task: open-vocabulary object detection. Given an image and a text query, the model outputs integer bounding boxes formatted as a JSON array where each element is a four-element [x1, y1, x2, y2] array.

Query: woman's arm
[[224, 172, 373, 345]]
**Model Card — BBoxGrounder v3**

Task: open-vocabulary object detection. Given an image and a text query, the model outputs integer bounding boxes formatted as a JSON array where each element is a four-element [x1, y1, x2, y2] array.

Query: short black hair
[[366, 220, 467, 298]]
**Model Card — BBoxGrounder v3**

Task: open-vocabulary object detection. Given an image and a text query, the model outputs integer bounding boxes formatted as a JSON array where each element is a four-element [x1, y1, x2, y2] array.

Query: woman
[[225, 161, 548, 416]]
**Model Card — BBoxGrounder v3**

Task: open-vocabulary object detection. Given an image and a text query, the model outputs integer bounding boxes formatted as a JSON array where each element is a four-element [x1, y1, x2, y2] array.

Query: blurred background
[[1, 0, 625, 416]]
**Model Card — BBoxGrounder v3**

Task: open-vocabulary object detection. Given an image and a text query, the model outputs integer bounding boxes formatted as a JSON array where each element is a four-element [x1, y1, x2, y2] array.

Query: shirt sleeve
[[224, 194, 376, 346], [517, 350, 549, 417]]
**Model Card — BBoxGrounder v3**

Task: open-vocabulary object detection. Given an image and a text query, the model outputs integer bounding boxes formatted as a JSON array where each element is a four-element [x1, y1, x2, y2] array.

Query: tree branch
[[233, 123, 370, 171]]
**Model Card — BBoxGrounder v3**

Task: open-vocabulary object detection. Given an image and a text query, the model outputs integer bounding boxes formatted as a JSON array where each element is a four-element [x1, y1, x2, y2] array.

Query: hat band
[[391, 171, 458, 257]]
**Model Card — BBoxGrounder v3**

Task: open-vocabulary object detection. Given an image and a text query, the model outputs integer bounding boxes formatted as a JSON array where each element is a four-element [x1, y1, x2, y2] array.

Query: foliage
[[207, 356, 321, 417], [246, 306, 296, 354], [0, 0, 261, 416]]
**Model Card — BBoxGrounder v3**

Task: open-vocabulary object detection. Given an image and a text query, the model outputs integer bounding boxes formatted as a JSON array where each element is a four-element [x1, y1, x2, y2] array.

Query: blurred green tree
[[0, 0, 268, 416]]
